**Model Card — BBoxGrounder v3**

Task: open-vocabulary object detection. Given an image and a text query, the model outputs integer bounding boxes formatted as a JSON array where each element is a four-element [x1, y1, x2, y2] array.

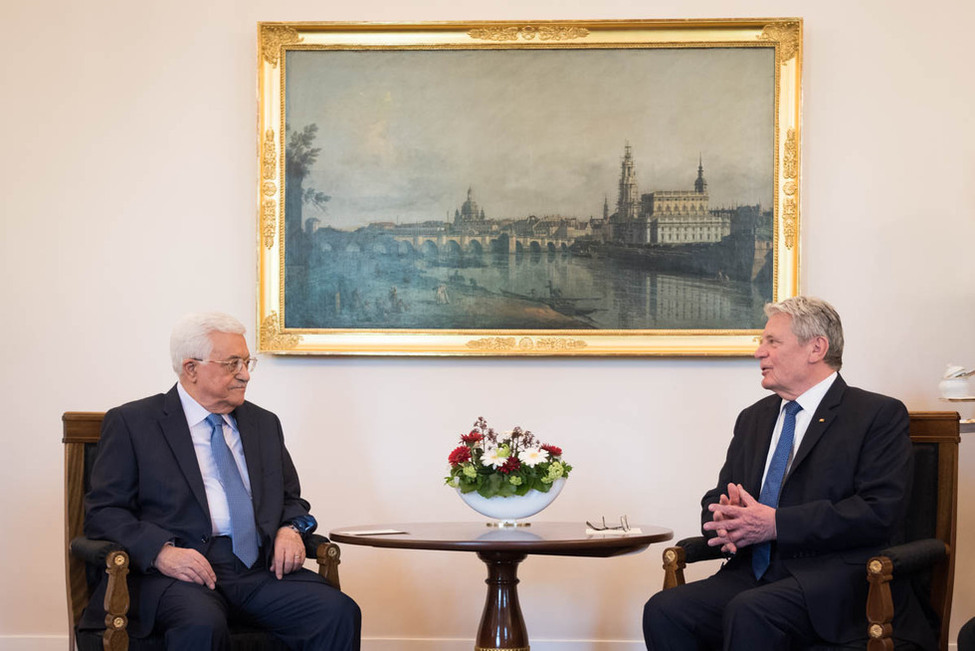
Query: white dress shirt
[[760, 372, 838, 486], [177, 382, 254, 536]]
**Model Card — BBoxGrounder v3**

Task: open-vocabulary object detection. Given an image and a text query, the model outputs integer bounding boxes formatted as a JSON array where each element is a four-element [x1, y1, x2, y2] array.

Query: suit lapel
[[234, 403, 264, 517], [159, 385, 211, 521], [788, 374, 847, 475]]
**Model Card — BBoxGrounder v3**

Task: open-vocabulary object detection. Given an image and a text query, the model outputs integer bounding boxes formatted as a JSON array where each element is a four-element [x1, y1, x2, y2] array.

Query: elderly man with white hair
[[644, 296, 937, 650], [81, 312, 360, 650]]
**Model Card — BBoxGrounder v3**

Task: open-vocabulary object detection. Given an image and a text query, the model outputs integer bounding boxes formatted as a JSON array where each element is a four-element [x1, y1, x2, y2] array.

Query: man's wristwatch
[[285, 514, 317, 536]]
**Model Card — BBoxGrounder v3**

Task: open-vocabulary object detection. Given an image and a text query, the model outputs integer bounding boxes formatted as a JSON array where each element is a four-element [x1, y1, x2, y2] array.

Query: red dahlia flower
[[462, 431, 483, 444], [448, 446, 472, 466], [541, 445, 562, 457], [498, 457, 522, 474]]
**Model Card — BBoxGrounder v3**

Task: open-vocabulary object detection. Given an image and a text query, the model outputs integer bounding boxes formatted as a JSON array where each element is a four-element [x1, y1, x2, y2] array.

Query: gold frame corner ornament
[[260, 313, 300, 351], [759, 20, 802, 65], [260, 24, 303, 67], [256, 19, 801, 357]]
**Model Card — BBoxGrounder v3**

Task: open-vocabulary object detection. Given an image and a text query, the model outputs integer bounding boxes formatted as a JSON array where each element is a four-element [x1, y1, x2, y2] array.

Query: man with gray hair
[[82, 312, 360, 650], [644, 296, 936, 650]]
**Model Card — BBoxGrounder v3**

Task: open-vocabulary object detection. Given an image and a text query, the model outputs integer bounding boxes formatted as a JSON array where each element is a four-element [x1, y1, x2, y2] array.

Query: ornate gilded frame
[[257, 19, 801, 356]]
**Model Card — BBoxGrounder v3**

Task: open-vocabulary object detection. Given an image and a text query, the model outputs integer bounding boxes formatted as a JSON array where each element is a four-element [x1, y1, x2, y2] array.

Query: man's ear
[[181, 358, 198, 382], [808, 335, 829, 364]]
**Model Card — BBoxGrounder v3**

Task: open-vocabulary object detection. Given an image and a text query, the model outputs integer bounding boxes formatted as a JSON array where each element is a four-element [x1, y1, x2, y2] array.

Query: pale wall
[[1, 0, 973, 649]]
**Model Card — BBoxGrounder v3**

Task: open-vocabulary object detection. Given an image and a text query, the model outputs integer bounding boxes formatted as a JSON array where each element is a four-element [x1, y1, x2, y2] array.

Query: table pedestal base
[[475, 551, 529, 651]]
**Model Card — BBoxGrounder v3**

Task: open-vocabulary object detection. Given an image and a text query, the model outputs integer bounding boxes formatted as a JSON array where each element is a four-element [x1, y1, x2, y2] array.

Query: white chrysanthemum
[[496, 430, 513, 442], [518, 447, 549, 467], [481, 447, 506, 468]]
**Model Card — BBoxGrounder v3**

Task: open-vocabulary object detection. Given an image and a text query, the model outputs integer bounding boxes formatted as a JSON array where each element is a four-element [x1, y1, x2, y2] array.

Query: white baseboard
[[362, 639, 646, 651], [0, 636, 645, 650], [2, 635, 959, 651], [361, 640, 963, 651]]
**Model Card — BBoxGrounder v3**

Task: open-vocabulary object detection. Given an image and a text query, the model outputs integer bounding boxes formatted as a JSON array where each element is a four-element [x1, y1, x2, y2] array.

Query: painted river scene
[[282, 47, 777, 331]]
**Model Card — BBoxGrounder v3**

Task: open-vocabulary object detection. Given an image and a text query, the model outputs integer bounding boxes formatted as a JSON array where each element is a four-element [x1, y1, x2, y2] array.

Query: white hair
[[170, 312, 246, 375], [764, 296, 844, 370]]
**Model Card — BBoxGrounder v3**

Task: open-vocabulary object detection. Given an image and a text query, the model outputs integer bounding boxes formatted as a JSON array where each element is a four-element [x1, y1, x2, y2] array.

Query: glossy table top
[[330, 521, 673, 558]]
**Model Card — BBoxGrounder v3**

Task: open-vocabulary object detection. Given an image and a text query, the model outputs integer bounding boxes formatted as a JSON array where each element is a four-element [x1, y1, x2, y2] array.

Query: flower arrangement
[[445, 417, 572, 499]]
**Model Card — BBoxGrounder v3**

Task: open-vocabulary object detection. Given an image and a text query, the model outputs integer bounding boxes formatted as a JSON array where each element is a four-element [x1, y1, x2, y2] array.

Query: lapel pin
[[818, 418, 825, 423]]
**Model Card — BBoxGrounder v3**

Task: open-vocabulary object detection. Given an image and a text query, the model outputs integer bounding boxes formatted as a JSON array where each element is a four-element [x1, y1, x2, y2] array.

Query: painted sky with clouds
[[286, 47, 774, 229]]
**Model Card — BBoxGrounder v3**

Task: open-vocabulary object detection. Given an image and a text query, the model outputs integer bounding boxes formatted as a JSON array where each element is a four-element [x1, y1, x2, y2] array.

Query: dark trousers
[[152, 537, 360, 651], [959, 617, 975, 651], [643, 562, 820, 651]]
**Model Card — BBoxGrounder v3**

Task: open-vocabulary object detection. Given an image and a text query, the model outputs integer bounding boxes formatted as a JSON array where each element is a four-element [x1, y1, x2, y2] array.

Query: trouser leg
[[235, 570, 361, 651], [153, 580, 231, 651], [958, 617, 975, 651], [722, 575, 817, 651], [644, 567, 756, 651]]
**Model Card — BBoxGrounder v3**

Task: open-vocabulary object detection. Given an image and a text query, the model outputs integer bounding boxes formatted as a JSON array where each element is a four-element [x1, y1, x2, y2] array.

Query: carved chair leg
[[662, 546, 687, 590], [866, 556, 895, 651], [316, 542, 342, 590], [103, 550, 130, 651]]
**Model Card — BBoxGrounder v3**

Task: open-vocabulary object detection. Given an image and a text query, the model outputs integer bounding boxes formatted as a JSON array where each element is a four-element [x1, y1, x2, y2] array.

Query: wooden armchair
[[661, 411, 959, 651], [63, 411, 343, 651]]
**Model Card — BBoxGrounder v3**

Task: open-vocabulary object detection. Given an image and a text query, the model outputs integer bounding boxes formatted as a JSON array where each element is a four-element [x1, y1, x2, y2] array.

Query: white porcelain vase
[[457, 478, 565, 524]]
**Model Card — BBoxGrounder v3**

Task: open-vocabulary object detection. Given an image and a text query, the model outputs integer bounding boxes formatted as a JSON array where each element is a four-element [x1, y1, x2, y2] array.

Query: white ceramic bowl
[[457, 478, 565, 523]]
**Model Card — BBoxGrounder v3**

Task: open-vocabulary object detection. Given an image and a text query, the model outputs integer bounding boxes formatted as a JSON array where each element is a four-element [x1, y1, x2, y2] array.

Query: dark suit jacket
[[80, 385, 314, 637], [702, 375, 936, 648]]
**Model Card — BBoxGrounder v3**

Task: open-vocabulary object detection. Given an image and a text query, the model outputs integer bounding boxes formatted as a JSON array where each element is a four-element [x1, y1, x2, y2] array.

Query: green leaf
[[498, 482, 517, 497]]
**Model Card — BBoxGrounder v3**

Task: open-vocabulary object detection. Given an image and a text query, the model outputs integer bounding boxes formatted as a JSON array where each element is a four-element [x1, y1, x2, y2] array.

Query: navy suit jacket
[[81, 385, 314, 636], [702, 375, 936, 648]]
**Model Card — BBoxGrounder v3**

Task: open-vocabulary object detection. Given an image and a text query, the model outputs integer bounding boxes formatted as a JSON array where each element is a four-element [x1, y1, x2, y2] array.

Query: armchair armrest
[[662, 536, 725, 589], [866, 538, 947, 649], [70, 536, 131, 650], [874, 538, 947, 575], [306, 533, 342, 590], [677, 536, 725, 564], [69, 536, 125, 565]]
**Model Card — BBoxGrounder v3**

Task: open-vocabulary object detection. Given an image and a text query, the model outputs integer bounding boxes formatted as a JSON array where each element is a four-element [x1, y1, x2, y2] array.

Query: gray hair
[[170, 312, 246, 375], [764, 296, 844, 370]]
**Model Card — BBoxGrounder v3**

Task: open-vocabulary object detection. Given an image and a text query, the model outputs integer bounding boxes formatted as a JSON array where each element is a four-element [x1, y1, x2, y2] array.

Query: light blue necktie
[[206, 413, 259, 568], [752, 400, 802, 579]]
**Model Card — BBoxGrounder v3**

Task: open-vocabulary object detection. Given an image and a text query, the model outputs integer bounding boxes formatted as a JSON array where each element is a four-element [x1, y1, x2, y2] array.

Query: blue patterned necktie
[[752, 400, 803, 579], [206, 413, 259, 568]]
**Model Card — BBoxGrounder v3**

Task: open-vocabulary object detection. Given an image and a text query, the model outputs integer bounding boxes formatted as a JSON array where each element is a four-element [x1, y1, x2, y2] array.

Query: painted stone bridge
[[388, 232, 574, 255]]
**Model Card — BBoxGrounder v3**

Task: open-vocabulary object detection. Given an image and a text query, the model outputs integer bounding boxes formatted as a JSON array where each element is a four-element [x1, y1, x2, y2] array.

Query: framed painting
[[257, 19, 802, 356]]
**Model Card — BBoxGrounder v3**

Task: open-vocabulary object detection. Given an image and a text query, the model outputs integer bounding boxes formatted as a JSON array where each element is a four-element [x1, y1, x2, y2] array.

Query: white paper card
[[342, 529, 407, 536]]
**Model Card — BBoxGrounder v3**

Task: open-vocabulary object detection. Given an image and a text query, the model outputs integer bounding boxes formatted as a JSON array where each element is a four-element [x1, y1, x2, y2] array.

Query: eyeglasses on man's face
[[193, 357, 258, 375]]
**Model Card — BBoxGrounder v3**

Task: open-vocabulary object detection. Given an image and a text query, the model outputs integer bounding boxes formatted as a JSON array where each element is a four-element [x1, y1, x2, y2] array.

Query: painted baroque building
[[609, 147, 731, 246], [454, 187, 486, 229]]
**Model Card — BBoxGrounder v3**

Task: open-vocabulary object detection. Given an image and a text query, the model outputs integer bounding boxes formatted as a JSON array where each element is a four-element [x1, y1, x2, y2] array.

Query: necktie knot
[[784, 400, 802, 417], [206, 413, 224, 432]]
